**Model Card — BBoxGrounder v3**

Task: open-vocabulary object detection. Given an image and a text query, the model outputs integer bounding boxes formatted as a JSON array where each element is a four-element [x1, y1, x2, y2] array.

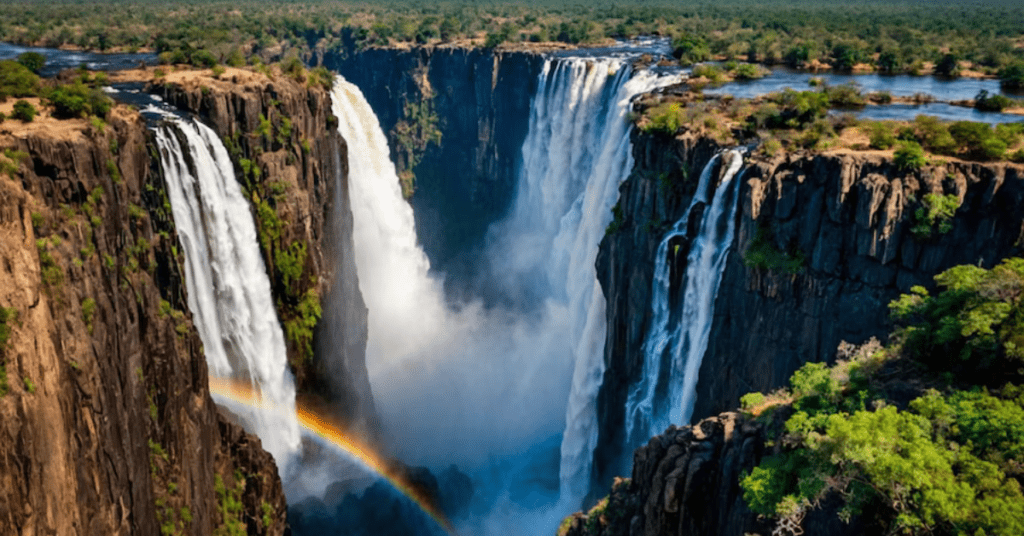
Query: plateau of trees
[[0, 0, 1022, 79]]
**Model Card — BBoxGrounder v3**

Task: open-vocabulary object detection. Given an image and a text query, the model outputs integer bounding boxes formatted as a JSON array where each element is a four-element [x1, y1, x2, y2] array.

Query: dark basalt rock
[[593, 130, 1024, 499]]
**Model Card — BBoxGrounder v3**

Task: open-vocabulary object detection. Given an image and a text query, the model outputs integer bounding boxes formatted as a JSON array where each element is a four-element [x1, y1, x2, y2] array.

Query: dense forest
[[1, 0, 1023, 81]]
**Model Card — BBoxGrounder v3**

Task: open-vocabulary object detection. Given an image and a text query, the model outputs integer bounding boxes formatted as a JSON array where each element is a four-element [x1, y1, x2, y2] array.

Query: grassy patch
[[743, 226, 804, 274]]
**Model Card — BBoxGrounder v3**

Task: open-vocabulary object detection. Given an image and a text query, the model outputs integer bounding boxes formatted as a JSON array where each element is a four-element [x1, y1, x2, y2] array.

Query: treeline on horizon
[[0, 0, 1023, 79]]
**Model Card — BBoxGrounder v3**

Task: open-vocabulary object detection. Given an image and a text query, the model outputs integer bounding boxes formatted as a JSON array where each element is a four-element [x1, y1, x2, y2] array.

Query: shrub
[[909, 193, 958, 239], [732, 63, 767, 80], [744, 226, 804, 274], [16, 52, 46, 74], [893, 141, 926, 171], [47, 82, 112, 119], [691, 64, 725, 85], [867, 121, 897, 149], [11, 100, 36, 122], [0, 307, 17, 355], [934, 53, 961, 77], [0, 60, 40, 99], [912, 115, 957, 155], [640, 102, 683, 134], [190, 49, 218, 69], [672, 34, 711, 65], [824, 83, 866, 108], [975, 90, 1014, 112]]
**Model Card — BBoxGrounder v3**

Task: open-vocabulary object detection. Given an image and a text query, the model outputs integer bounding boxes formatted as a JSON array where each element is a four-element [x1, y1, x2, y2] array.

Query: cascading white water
[[329, 56, 679, 525], [151, 111, 301, 470], [330, 76, 574, 471], [625, 151, 744, 452], [490, 57, 682, 507]]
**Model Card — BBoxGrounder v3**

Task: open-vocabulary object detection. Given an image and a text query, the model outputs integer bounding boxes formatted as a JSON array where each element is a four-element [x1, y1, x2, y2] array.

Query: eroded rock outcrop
[[594, 131, 1024, 492], [0, 101, 285, 535]]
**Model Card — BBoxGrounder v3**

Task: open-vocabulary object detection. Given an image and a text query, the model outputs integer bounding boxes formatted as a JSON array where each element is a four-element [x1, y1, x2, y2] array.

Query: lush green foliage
[[0, 306, 16, 397], [11, 99, 36, 122], [999, 61, 1024, 90], [890, 258, 1024, 375], [910, 193, 959, 239], [15, 52, 45, 74], [48, 79, 113, 119], [975, 90, 1016, 113], [1, 0, 1021, 75], [743, 225, 804, 275], [748, 89, 829, 130], [214, 472, 246, 536], [0, 60, 39, 100], [893, 140, 926, 171], [741, 259, 1024, 535]]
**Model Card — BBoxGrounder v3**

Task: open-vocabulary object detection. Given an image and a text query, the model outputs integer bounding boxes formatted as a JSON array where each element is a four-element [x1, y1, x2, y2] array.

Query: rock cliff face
[[594, 131, 1024, 492], [324, 44, 544, 288], [560, 412, 865, 536], [151, 68, 377, 437], [0, 102, 285, 534]]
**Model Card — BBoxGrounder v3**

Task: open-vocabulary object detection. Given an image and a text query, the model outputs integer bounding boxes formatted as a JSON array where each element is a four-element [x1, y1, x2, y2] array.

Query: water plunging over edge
[[150, 110, 301, 471], [625, 150, 745, 455]]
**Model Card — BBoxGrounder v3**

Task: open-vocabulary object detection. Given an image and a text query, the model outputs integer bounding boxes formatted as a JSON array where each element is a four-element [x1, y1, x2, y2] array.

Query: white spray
[[329, 55, 679, 526], [152, 112, 301, 471]]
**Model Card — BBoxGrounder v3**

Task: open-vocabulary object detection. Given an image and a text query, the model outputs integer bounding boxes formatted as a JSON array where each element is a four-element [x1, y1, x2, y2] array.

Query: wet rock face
[[594, 132, 1024, 494], [0, 106, 285, 534], [324, 45, 544, 290]]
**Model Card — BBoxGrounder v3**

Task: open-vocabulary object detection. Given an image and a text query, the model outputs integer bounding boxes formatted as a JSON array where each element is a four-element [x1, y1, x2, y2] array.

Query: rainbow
[[208, 377, 456, 535]]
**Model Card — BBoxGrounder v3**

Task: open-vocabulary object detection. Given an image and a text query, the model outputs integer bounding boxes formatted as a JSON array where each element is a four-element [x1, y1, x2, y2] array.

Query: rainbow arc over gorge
[[208, 377, 456, 535]]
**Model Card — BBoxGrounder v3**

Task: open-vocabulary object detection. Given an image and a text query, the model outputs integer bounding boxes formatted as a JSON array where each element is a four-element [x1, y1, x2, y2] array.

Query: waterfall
[[489, 57, 682, 506], [151, 111, 301, 470], [329, 57, 679, 521], [624, 151, 744, 452]]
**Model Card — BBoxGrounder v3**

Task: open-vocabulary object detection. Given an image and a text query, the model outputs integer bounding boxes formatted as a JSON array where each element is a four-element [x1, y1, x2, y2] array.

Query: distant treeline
[[1, 0, 1023, 79]]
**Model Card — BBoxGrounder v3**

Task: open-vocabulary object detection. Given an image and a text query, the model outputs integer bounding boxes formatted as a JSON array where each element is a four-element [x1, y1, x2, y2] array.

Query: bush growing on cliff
[[910, 193, 960, 239], [743, 226, 804, 274], [0, 60, 39, 100], [639, 102, 683, 135], [894, 140, 926, 170], [47, 81, 112, 119], [11, 100, 36, 122]]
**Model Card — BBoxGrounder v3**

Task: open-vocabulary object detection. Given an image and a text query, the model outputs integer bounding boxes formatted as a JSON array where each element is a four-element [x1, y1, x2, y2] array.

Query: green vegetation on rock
[[744, 226, 804, 275], [740, 258, 1024, 535], [910, 193, 960, 239]]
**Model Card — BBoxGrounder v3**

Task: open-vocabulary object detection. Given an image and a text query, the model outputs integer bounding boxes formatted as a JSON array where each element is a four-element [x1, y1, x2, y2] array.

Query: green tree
[[15, 52, 46, 74], [894, 140, 926, 170], [998, 61, 1024, 90], [11, 99, 36, 122]]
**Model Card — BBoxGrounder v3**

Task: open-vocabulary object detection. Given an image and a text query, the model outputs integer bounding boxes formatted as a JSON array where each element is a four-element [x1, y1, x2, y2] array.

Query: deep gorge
[[1, 40, 1022, 536]]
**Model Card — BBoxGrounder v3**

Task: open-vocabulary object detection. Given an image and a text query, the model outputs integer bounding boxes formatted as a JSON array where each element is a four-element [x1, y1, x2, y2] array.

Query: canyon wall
[[594, 130, 1024, 491], [152, 69, 377, 437], [324, 44, 544, 289], [0, 101, 285, 534]]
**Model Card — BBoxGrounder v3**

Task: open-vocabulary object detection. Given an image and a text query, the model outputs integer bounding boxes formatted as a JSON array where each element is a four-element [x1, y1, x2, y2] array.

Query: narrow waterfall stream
[[625, 151, 745, 453], [151, 112, 301, 471]]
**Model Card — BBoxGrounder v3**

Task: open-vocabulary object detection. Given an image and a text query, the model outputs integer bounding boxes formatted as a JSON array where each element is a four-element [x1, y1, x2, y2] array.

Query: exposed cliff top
[[633, 85, 1024, 167]]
